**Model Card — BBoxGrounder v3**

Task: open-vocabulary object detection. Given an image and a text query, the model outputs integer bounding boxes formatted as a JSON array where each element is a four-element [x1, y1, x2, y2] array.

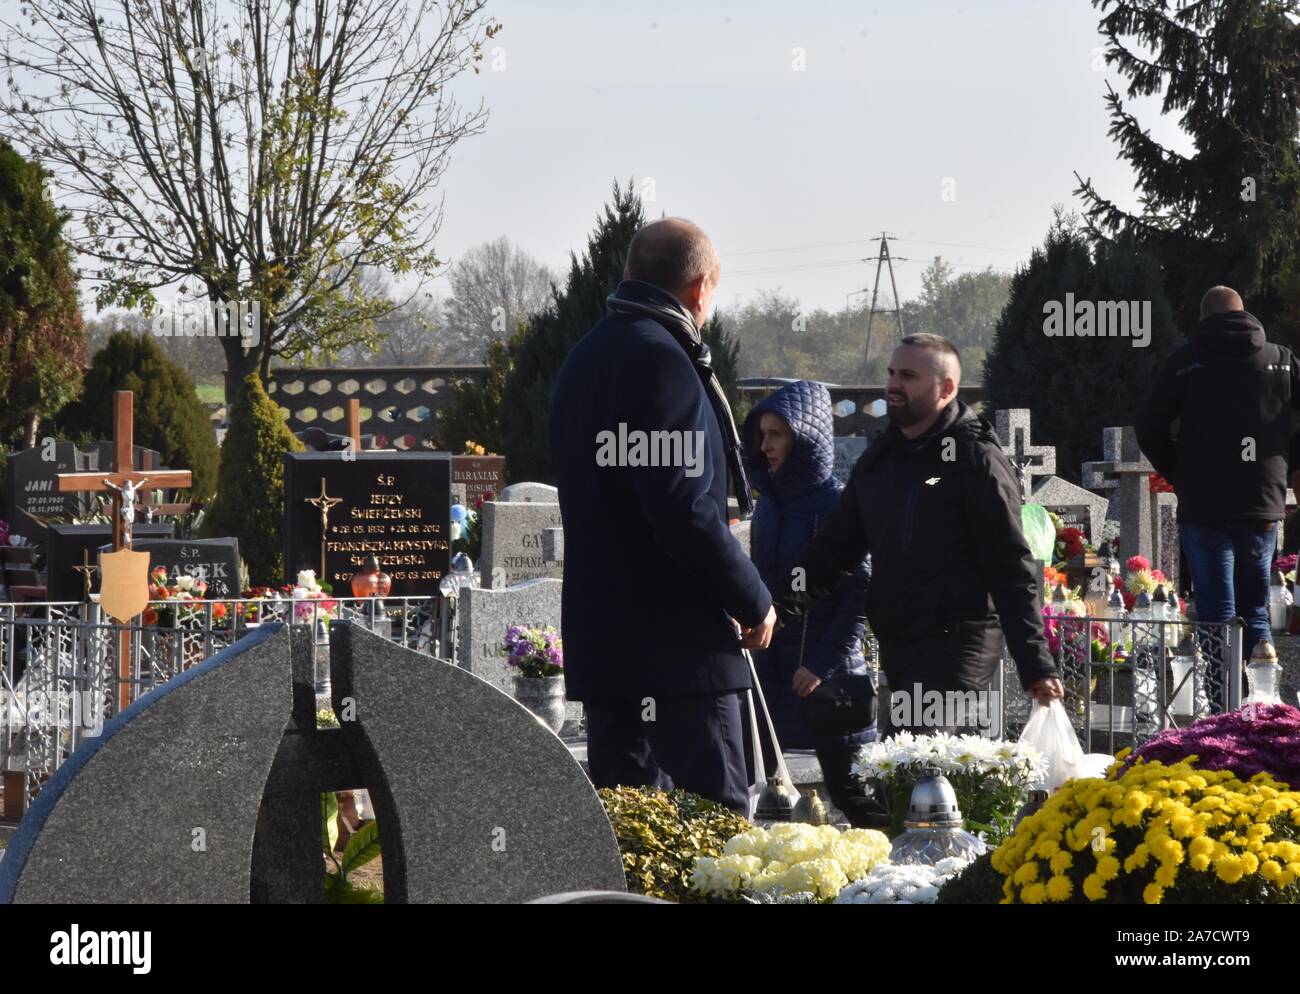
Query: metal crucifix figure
[[101, 476, 150, 546]]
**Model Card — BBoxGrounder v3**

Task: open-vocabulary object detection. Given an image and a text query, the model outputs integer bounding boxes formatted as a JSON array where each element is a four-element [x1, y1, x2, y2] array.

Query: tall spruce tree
[[499, 181, 645, 482], [983, 210, 1179, 483], [202, 374, 304, 584], [0, 142, 85, 448], [56, 332, 220, 498], [1074, 0, 1300, 341]]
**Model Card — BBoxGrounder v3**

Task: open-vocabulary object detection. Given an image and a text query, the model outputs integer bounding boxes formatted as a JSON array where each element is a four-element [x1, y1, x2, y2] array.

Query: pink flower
[[1126, 556, 1150, 573]]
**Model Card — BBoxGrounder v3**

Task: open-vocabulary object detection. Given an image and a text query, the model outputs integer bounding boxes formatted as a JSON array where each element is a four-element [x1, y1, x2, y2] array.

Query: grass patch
[[196, 382, 224, 404]]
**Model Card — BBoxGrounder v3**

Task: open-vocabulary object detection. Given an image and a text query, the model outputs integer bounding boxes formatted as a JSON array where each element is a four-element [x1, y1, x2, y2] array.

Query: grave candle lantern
[[888, 768, 986, 866], [350, 555, 381, 598]]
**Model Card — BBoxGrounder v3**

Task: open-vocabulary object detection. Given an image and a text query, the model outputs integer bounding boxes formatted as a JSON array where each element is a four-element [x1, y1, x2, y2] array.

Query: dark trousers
[[584, 690, 750, 813], [1181, 520, 1276, 712]]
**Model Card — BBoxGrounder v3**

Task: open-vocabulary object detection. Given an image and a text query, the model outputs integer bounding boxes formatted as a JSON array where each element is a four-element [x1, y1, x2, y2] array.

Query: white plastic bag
[[1018, 700, 1085, 791]]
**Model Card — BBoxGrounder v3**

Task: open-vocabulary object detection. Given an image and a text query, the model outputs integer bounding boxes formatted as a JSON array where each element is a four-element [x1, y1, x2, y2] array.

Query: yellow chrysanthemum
[[1189, 854, 1210, 872], [1096, 855, 1121, 882], [1124, 844, 1151, 872], [1260, 860, 1283, 883], [1050, 851, 1073, 874], [1021, 882, 1047, 905], [1143, 882, 1164, 904], [1045, 875, 1073, 902], [1082, 873, 1107, 900], [1215, 854, 1245, 884], [1014, 862, 1040, 885], [1154, 863, 1177, 888]]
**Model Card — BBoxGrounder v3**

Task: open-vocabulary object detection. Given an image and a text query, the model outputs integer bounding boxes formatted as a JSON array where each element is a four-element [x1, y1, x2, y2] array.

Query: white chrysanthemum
[[722, 827, 769, 858]]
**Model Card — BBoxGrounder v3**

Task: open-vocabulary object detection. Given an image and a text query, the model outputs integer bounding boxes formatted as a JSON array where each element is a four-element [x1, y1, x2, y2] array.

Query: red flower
[[1149, 473, 1174, 494], [1126, 555, 1150, 573], [1061, 527, 1085, 559], [1121, 590, 1136, 613]]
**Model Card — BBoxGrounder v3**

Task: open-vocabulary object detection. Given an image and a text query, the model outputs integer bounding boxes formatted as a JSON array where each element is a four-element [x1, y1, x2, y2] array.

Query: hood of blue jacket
[[742, 380, 835, 501]]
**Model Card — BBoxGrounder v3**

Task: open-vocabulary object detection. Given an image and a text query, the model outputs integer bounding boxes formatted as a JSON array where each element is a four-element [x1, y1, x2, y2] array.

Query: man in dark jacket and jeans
[[1136, 286, 1300, 707], [775, 334, 1063, 734], [550, 218, 776, 813]]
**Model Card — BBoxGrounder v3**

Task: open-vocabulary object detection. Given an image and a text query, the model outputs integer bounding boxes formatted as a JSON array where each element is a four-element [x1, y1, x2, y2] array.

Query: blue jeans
[[1179, 520, 1276, 710]]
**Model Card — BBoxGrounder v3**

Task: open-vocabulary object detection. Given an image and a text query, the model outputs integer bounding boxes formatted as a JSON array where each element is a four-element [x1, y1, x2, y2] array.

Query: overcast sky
[[428, 0, 1189, 315]]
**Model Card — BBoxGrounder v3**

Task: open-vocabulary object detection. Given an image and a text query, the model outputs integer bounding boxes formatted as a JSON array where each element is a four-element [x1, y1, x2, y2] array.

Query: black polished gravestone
[[3, 442, 94, 543], [133, 537, 242, 598], [90, 440, 162, 474], [283, 452, 451, 597], [46, 522, 175, 601], [0, 621, 627, 904]]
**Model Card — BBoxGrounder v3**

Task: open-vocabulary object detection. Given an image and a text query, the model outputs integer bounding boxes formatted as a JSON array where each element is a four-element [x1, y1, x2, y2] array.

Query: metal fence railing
[[870, 616, 1244, 753], [1, 596, 446, 816]]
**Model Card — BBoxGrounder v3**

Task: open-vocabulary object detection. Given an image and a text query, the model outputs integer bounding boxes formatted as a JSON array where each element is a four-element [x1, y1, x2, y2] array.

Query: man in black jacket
[[775, 334, 1062, 735], [550, 218, 776, 812], [1136, 286, 1300, 703]]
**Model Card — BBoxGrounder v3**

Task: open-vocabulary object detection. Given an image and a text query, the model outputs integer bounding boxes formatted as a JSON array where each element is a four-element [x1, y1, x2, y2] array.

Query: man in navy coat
[[550, 218, 776, 812]]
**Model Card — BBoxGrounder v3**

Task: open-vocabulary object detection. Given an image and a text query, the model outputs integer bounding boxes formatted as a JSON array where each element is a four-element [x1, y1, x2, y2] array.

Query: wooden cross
[[57, 392, 194, 550], [305, 477, 342, 579], [347, 398, 362, 452], [56, 391, 193, 713]]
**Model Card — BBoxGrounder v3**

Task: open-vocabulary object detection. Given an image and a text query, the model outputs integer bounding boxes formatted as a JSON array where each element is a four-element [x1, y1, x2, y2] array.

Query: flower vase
[[512, 675, 567, 734]]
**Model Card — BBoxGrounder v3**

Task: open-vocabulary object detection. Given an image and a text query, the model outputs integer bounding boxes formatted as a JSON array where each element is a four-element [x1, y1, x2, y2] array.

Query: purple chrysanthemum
[[1117, 704, 1300, 787]]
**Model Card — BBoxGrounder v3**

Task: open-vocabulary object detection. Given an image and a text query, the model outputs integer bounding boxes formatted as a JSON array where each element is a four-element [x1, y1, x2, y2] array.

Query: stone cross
[[1082, 426, 1153, 566], [994, 409, 1056, 502]]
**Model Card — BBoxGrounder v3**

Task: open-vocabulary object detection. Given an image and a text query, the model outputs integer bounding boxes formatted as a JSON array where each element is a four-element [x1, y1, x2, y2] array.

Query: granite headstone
[[331, 623, 625, 902], [45, 522, 175, 601], [283, 452, 451, 596], [1031, 475, 1110, 546], [455, 576, 579, 733], [1083, 426, 1154, 565], [451, 455, 508, 507], [498, 481, 559, 503], [133, 537, 242, 598], [4, 442, 93, 543], [0, 624, 292, 903], [480, 499, 563, 589], [994, 409, 1056, 502]]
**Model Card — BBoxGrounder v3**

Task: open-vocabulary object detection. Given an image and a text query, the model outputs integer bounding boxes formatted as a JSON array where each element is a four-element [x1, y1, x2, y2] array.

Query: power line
[[722, 235, 1029, 259]]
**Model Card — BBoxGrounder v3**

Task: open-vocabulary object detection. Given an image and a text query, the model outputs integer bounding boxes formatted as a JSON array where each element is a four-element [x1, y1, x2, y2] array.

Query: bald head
[[624, 218, 719, 299], [1201, 285, 1244, 318]]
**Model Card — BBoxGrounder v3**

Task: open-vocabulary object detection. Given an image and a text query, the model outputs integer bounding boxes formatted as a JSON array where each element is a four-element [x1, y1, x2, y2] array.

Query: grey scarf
[[606, 280, 754, 518]]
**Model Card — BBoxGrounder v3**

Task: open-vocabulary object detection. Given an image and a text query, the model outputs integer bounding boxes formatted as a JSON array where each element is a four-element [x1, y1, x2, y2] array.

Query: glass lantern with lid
[[888, 768, 988, 866]]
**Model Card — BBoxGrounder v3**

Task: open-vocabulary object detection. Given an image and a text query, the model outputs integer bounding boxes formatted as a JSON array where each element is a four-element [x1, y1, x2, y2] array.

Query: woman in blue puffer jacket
[[742, 380, 879, 826]]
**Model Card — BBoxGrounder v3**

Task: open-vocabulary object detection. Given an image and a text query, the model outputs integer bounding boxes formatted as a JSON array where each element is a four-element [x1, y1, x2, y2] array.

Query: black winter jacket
[[549, 281, 771, 701], [1135, 310, 1300, 524], [774, 400, 1058, 692]]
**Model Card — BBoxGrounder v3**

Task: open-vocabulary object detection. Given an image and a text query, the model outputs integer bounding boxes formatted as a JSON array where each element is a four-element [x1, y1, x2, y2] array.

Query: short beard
[[887, 397, 925, 428]]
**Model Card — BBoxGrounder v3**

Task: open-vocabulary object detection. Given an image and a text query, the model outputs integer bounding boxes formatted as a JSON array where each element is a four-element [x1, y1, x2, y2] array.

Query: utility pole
[[861, 232, 906, 382]]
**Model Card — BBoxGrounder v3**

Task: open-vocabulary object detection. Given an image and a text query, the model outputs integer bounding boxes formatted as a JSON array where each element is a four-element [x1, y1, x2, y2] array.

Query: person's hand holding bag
[[1018, 700, 1085, 791]]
